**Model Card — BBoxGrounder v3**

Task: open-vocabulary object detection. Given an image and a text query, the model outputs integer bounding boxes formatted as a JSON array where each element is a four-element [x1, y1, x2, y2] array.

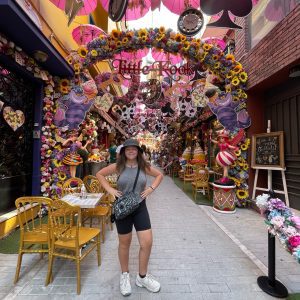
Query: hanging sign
[[112, 59, 195, 80]]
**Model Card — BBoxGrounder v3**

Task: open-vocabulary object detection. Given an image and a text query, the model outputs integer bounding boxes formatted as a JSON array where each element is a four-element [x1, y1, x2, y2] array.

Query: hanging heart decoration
[[94, 93, 114, 112], [3, 106, 25, 131]]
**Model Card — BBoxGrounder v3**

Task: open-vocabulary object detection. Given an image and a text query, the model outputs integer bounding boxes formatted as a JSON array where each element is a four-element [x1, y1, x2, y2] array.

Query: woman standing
[[96, 139, 163, 296]]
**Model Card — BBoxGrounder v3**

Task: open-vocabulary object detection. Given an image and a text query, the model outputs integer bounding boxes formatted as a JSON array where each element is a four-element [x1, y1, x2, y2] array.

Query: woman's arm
[[141, 165, 164, 199], [96, 163, 122, 198]]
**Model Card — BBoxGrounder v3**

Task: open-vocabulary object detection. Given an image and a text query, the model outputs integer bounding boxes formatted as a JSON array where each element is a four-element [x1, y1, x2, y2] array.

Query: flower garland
[[84, 28, 248, 104], [256, 193, 300, 263]]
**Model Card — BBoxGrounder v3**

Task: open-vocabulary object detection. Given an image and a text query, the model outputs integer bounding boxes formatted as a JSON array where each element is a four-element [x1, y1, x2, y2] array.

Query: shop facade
[[235, 1, 300, 209]]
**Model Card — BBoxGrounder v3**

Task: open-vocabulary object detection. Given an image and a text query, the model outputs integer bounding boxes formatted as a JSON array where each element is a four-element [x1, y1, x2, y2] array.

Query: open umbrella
[[151, 48, 183, 65], [49, 0, 97, 15], [99, 0, 151, 21], [114, 48, 149, 61], [72, 24, 107, 45], [162, 0, 200, 15], [202, 37, 226, 50]]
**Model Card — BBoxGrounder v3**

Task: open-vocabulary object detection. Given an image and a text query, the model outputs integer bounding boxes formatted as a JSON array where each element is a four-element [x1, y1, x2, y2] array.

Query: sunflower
[[226, 86, 232, 93], [138, 29, 148, 38], [156, 34, 165, 42], [180, 35, 187, 42], [243, 163, 249, 171], [122, 37, 129, 45], [159, 26, 166, 34], [214, 62, 221, 69], [235, 149, 241, 156], [203, 43, 212, 51], [233, 63, 242, 74], [111, 29, 121, 40], [58, 172, 66, 181], [242, 92, 248, 99], [56, 181, 63, 188], [75, 69, 80, 75], [226, 71, 234, 79], [67, 57, 73, 64], [232, 76, 240, 86], [231, 161, 237, 167], [183, 41, 190, 51], [233, 96, 240, 101], [175, 33, 182, 42], [116, 41, 122, 47], [77, 46, 88, 58], [98, 34, 106, 40], [245, 138, 251, 145], [60, 79, 69, 87], [141, 36, 147, 42], [226, 54, 235, 61], [60, 86, 69, 94], [195, 38, 201, 43], [212, 54, 219, 61], [53, 159, 62, 168], [91, 49, 98, 57], [239, 72, 248, 83], [236, 189, 249, 199], [241, 143, 248, 151], [73, 63, 80, 70]]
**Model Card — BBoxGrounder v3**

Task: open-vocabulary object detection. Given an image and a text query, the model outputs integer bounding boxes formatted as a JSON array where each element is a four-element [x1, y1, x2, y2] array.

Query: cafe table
[[61, 193, 104, 208]]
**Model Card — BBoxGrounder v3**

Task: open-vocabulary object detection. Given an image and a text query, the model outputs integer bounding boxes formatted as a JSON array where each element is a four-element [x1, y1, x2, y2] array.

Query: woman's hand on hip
[[108, 188, 122, 198], [141, 187, 153, 199]]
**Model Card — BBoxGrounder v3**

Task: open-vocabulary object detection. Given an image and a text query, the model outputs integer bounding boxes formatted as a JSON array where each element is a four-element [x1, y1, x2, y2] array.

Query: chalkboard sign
[[251, 131, 285, 169]]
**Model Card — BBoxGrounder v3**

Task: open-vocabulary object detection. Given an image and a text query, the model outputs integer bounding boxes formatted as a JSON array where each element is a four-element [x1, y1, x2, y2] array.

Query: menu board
[[251, 131, 285, 169]]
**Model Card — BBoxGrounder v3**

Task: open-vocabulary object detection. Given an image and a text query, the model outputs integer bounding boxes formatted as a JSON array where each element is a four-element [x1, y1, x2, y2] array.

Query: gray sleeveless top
[[117, 166, 147, 203]]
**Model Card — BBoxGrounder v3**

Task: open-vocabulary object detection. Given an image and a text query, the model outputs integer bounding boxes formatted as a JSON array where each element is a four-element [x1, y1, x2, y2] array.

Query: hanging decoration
[[3, 106, 25, 131], [200, 0, 253, 29]]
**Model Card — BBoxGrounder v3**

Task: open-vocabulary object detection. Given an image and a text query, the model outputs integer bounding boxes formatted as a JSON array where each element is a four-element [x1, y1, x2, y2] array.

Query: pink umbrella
[[114, 48, 149, 61], [202, 37, 226, 50], [72, 24, 107, 45], [162, 0, 200, 15], [49, 0, 97, 15], [152, 49, 183, 65], [99, 0, 151, 21]]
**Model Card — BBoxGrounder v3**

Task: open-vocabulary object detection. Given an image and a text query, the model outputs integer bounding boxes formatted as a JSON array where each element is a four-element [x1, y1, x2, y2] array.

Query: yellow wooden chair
[[192, 168, 210, 201], [183, 164, 195, 190], [61, 177, 83, 196], [14, 196, 53, 284], [83, 175, 104, 193], [46, 200, 101, 295]]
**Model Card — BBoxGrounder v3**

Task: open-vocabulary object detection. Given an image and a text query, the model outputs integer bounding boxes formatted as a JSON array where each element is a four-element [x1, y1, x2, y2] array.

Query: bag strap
[[132, 167, 140, 192]]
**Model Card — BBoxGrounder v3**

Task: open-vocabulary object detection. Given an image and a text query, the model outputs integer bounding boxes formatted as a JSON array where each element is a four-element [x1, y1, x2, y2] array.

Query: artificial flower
[[226, 54, 235, 61], [156, 34, 165, 42], [288, 236, 300, 248], [67, 57, 73, 64], [233, 63, 243, 74], [225, 85, 231, 93], [243, 163, 249, 171], [122, 37, 129, 45], [60, 86, 69, 94], [212, 54, 219, 61], [111, 29, 121, 40], [232, 76, 240, 86], [159, 26, 166, 34], [203, 43, 212, 51], [138, 29, 148, 38], [214, 62, 221, 69], [291, 216, 300, 229], [175, 33, 182, 43], [141, 36, 147, 42], [241, 143, 248, 151], [235, 149, 241, 156], [116, 41, 122, 47], [239, 72, 248, 83], [226, 71, 234, 79], [91, 49, 98, 57], [58, 172, 66, 181], [270, 216, 285, 229], [182, 41, 190, 51], [237, 189, 249, 199], [59, 79, 69, 87], [78, 46, 88, 58]]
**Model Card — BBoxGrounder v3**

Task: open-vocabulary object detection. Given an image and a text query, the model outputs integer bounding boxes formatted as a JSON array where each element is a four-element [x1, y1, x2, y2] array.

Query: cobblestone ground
[[1, 175, 299, 300]]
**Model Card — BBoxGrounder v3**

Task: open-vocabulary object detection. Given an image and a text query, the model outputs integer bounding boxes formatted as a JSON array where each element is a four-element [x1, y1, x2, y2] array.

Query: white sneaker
[[120, 272, 131, 297], [136, 273, 161, 293]]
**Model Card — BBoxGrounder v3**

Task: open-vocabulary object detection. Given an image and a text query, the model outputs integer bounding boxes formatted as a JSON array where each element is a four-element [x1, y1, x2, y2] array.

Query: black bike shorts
[[115, 200, 151, 235]]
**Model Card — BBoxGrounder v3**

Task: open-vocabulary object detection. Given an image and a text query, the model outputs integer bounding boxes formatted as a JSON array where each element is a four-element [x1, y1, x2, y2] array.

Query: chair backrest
[[15, 196, 53, 234], [194, 168, 209, 183], [48, 200, 80, 247], [184, 164, 194, 176], [62, 178, 83, 196], [83, 175, 104, 193]]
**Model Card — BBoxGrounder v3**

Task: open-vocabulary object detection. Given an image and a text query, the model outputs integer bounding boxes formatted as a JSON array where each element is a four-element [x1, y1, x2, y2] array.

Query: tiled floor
[[1, 175, 299, 299]]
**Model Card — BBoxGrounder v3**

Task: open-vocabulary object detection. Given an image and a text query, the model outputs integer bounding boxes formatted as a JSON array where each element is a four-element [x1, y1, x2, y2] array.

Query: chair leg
[[101, 217, 105, 243], [14, 251, 23, 284], [40, 244, 44, 259], [45, 249, 54, 286], [90, 216, 93, 228], [76, 257, 81, 295], [97, 234, 101, 266]]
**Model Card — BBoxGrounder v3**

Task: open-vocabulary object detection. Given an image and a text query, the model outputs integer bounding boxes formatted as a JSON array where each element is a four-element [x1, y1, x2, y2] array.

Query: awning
[[95, 108, 128, 138], [0, 0, 74, 77]]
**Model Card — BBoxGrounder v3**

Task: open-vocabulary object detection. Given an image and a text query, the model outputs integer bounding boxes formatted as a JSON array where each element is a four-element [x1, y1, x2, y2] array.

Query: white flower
[[256, 193, 269, 210], [270, 216, 285, 229]]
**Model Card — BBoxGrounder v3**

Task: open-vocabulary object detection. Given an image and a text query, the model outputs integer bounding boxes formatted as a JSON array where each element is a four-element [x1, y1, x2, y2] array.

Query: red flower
[[288, 236, 300, 248]]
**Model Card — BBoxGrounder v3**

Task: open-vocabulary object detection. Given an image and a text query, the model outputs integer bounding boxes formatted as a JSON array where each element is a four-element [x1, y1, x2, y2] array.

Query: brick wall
[[236, 4, 300, 90]]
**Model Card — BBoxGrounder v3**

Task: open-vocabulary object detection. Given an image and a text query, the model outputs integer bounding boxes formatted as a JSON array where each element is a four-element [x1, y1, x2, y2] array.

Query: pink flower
[[291, 216, 300, 230], [270, 216, 285, 229], [288, 236, 300, 248]]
